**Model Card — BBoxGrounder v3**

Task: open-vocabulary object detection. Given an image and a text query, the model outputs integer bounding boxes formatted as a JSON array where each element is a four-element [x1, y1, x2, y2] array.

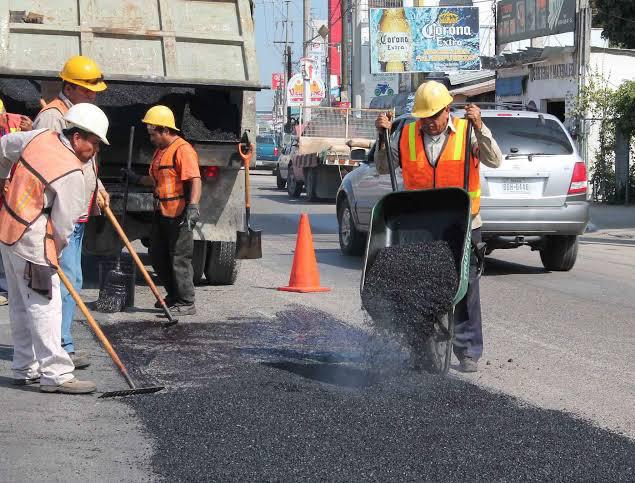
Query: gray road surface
[[0, 173, 633, 480]]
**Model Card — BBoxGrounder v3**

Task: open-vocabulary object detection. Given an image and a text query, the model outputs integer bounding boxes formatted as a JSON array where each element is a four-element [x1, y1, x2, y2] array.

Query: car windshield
[[484, 117, 574, 155], [257, 135, 276, 144]]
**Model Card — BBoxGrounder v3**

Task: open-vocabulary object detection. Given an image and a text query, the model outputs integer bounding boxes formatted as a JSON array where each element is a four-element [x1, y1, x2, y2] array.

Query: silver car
[[336, 109, 589, 271]]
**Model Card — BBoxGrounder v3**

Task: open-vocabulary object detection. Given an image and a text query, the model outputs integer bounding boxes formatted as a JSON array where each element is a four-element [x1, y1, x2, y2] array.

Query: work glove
[[120, 168, 142, 185], [184, 203, 200, 231]]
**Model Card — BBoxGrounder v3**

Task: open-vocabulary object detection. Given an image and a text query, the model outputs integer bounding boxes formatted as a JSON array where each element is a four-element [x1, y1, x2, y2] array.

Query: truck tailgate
[[0, 0, 262, 90]]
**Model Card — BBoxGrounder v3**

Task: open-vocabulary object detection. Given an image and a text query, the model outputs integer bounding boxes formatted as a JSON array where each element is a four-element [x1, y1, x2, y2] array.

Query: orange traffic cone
[[278, 214, 330, 293]]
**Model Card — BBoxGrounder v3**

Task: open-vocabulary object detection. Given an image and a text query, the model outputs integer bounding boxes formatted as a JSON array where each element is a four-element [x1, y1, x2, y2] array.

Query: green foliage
[[593, 0, 635, 49]]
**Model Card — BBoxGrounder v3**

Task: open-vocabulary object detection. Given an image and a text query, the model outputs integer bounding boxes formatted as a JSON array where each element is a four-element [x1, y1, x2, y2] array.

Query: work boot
[[70, 351, 90, 370], [170, 303, 196, 316], [154, 296, 175, 309], [40, 378, 96, 394], [458, 357, 478, 373], [11, 376, 40, 386]]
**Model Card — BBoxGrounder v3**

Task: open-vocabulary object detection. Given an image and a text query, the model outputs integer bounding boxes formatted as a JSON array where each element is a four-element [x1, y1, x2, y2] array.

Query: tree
[[593, 0, 635, 49]]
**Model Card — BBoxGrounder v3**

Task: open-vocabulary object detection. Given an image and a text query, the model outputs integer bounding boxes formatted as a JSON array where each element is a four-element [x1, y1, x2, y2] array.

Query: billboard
[[369, 7, 480, 74], [496, 0, 575, 45], [271, 73, 284, 91]]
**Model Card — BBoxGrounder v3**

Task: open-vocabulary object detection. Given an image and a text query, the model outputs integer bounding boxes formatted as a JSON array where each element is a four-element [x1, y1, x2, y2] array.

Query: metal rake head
[[99, 386, 165, 398]]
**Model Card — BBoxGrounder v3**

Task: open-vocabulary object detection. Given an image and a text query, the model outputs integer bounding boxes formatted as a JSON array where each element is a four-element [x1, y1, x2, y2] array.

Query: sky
[[254, 0, 329, 111]]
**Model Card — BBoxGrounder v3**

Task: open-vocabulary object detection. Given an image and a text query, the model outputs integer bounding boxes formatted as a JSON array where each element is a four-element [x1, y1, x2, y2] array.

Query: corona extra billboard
[[369, 6, 480, 74]]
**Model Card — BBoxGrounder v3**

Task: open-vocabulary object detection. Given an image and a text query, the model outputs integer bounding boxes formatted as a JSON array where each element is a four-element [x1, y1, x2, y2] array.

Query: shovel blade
[[236, 228, 262, 259]]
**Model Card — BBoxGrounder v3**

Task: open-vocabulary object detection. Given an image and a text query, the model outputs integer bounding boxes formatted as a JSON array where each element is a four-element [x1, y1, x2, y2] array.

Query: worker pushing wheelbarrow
[[360, 81, 502, 374]]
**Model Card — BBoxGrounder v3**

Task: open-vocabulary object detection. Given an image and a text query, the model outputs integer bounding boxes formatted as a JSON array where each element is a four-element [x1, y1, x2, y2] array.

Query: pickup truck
[[0, 0, 262, 285], [255, 133, 279, 169]]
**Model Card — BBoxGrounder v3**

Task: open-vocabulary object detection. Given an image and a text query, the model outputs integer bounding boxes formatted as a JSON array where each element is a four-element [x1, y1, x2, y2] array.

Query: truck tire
[[276, 169, 286, 190], [337, 198, 365, 256], [204, 241, 239, 285], [540, 235, 579, 271], [192, 240, 208, 284], [287, 164, 303, 198], [305, 167, 319, 201]]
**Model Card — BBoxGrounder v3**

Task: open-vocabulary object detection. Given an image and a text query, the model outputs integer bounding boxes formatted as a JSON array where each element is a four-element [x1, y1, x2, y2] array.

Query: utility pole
[[341, 0, 350, 101], [273, 0, 293, 132], [303, 0, 311, 57]]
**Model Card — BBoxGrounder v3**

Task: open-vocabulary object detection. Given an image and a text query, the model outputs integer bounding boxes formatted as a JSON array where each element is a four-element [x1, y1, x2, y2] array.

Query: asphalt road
[[0, 173, 633, 481]]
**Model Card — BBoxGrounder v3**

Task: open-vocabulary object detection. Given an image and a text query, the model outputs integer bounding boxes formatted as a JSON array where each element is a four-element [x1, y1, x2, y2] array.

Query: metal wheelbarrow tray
[[360, 187, 472, 375]]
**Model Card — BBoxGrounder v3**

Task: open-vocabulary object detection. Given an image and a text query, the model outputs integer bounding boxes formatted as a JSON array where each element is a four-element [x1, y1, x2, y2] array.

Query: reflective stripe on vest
[[400, 117, 481, 215], [39, 97, 69, 116], [150, 137, 189, 218], [0, 131, 83, 267]]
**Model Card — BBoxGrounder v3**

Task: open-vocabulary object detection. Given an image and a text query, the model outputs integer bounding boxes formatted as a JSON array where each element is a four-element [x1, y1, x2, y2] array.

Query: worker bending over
[[372, 81, 502, 373], [0, 103, 110, 393], [33, 55, 109, 370], [123, 106, 201, 315]]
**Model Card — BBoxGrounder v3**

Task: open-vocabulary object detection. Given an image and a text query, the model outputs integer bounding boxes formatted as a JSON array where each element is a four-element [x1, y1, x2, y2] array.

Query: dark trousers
[[453, 228, 483, 360], [150, 212, 195, 305]]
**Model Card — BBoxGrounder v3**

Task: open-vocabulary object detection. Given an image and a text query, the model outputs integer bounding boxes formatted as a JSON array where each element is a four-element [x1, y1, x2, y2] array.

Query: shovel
[[236, 138, 262, 259]]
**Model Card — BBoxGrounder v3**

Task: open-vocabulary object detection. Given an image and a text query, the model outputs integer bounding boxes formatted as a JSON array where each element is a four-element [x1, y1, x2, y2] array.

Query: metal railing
[[298, 107, 386, 139]]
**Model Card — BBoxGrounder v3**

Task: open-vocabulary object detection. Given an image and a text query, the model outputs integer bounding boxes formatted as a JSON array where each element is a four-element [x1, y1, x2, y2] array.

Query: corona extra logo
[[439, 11, 459, 25]]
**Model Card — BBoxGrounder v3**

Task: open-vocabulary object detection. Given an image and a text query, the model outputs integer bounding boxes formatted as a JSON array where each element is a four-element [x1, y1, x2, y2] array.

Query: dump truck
[[0, 0, 262, 285], [287, 107, 383, 201]]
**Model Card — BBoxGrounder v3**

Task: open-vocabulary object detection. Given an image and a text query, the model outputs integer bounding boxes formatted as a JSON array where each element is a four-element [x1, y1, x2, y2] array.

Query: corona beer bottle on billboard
[[377, 8, 411, 73]]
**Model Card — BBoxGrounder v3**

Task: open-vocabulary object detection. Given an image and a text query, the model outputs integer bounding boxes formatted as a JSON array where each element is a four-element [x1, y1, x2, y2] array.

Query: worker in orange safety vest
[[121, 105, 201, 316], [371, 80, 503, 373]]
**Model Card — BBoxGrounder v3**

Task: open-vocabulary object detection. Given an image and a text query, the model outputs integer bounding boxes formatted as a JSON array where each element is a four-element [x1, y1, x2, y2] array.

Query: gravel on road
[[101, 306, 635, 481]]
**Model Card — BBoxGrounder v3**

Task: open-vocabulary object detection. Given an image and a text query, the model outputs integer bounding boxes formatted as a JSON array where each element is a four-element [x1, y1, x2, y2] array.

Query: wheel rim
[[340, 207, 352, 247]]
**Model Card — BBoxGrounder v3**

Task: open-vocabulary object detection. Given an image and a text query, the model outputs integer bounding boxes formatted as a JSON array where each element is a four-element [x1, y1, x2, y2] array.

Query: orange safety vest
[[399, 117, 481, 215], [150, 137, 189, 218], [1, 113, 22, 134], [0, 131, 83, 267], [39, 97, 69, 116]]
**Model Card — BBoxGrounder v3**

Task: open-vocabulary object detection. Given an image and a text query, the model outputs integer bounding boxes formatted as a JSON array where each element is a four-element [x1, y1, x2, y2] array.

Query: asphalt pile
[[100, 306, 635, 481], [361, 241, 458, 343]]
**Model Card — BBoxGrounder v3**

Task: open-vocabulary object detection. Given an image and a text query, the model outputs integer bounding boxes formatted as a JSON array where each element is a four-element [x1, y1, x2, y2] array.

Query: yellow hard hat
[[142, 105, 179, 131], [59, 55, 107, 92], [411, 80, 453, 118], [0, 98, 4, 113]]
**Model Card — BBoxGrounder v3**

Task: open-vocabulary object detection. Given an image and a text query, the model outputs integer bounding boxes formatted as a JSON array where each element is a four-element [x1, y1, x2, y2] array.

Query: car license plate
[[502, 178, 530, 193]]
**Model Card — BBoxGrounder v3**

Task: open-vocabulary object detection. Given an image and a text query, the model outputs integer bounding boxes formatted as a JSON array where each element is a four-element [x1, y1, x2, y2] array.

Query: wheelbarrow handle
[[383, 129, 399, 192]]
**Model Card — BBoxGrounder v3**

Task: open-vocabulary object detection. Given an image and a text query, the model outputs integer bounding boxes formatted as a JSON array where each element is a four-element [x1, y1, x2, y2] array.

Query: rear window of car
[[484, 117, 574, 155], [257, 135, 276, 144]]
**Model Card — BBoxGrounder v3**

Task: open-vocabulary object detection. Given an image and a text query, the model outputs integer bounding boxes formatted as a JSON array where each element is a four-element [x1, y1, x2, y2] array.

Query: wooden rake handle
[[57, 266, 134, 388], [97, 192, 177, 325]]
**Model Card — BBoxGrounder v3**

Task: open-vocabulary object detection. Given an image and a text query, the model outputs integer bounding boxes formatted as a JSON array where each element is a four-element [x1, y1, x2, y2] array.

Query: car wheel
[[276, 169, 286, 189], [540, 235, 579, 271], [337, 197, 365, 256], [287, 164, 303, 198], [305, 167, 319, 201]]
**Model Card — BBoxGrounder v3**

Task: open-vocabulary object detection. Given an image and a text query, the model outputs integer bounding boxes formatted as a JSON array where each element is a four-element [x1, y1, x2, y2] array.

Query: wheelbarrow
[[360, 127, 481, 375]]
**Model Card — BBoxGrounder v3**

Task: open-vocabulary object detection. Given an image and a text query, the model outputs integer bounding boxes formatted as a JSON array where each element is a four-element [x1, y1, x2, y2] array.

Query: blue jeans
[[59, 223, 85, 354]]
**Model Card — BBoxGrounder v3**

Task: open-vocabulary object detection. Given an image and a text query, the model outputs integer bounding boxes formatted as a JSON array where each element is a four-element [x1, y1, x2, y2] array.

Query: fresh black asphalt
[[103, 306, 635, 481]]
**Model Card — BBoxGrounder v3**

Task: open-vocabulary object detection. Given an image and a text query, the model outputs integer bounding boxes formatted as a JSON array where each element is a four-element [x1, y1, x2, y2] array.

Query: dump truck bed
[[0, 0, 261, 90]]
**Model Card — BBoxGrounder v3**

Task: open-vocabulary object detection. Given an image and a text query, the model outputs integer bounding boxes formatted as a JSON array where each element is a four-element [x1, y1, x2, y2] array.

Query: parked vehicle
[[336, 110, 589, 271], [256, 133, 279, 170], [274, 134, 298, 190], [0, 0, 262, 285], [287, 107, 381, 201]]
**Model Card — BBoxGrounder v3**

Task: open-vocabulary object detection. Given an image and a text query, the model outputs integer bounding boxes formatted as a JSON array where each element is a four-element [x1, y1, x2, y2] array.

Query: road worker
[[0, 103, 110, 393], [372, 80, 502, 373], [33, 55, 109, 370], [0, 98, 33, 306], [122, 105, 201, 315]]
